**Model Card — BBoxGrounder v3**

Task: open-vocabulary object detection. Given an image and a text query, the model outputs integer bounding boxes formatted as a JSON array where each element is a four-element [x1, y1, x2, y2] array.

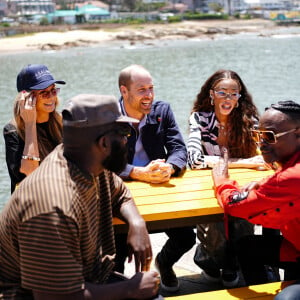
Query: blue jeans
[[275, 281, 300, 300]]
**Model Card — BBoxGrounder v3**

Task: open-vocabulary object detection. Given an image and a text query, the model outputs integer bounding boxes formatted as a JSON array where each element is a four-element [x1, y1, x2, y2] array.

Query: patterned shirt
[[187, 111, 223, 169], [0, 144, 132, 299]]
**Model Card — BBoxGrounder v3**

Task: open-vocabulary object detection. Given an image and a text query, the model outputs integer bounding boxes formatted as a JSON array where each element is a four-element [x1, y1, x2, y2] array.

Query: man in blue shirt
[[115, 64, 195, 292]]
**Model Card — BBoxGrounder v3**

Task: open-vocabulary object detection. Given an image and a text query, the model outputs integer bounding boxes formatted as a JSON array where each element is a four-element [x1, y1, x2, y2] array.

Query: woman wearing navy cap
[[3, 64, 66, 193]]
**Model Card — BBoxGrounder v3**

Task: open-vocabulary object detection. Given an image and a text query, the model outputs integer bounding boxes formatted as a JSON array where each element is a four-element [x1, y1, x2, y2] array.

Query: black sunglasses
[[98, 124, 131, 140]]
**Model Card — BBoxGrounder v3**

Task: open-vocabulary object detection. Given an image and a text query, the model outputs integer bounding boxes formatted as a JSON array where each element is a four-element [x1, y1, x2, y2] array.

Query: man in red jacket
[[212, 100, 300, 299]]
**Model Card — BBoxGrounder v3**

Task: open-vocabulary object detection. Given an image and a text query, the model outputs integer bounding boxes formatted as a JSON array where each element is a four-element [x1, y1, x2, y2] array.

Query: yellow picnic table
[[113, 168, 274, 232]]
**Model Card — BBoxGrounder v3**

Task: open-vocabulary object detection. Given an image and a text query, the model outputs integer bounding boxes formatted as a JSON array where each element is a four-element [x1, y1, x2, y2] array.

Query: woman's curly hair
[[191, 69, 259, 158]]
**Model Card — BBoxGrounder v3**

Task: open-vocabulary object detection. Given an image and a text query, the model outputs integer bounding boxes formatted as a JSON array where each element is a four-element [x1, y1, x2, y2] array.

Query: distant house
[[47, 4, 109, 24], [75, 0, 109, 10], [47, 9, 77, 24], [0, 0, 7, 17], [160, 2, 188, 13], [76, 4, 110, 21], [8, 0, 55, 16], [244, 0, 285, 9]]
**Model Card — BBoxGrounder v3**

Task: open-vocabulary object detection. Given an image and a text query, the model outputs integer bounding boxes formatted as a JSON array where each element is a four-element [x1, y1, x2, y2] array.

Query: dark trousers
[[274, 281, 300, 300], [237, 235, 300, 286], [114, 226, 196, 273]]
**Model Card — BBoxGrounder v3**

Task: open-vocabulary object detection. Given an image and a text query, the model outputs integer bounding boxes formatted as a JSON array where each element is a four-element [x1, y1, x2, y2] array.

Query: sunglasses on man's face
[[98, 125, 132, 140], [111, 125, 132, 138], [251, 128, 297, 144]]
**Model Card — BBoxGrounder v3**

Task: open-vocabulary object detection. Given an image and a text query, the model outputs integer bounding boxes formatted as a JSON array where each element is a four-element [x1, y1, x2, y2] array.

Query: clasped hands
[[131, 159, 174, 183]]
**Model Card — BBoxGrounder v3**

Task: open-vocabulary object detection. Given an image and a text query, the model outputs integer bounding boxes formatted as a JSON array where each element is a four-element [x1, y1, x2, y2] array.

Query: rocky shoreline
[[0, 19, 299, 53]]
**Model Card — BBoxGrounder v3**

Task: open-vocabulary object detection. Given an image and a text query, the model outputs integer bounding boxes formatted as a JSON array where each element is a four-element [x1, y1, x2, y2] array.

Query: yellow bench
[[166, 281, 289, 300]]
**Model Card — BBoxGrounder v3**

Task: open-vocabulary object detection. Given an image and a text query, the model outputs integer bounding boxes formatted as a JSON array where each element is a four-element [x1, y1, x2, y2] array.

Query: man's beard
[[103, 140, 128, 174]]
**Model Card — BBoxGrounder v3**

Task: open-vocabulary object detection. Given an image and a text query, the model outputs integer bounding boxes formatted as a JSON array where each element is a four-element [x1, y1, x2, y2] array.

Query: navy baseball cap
[[16, 64, 66, 92]]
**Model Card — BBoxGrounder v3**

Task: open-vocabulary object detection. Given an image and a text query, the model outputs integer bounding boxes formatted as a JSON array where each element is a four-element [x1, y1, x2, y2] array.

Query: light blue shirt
[[119, 100, 150, 178]]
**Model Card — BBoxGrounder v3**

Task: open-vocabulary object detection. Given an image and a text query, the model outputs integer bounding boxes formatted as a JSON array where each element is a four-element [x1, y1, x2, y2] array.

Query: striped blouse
[[0, 144, 132, 299], [187, 111, 223, 169]]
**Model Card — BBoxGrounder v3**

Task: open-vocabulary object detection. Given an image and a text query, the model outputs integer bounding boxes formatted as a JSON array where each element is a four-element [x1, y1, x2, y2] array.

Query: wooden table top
[[113, 168, 273, 231]]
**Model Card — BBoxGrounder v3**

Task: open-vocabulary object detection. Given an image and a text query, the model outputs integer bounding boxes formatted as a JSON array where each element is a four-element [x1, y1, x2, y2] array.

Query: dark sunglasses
[[98, 124, 131, 140], [37, 87, 60, 99], [251, 128, 297, 144]]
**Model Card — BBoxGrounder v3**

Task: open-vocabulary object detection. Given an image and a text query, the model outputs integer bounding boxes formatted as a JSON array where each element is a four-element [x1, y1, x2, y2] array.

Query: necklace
[[217, 123, 228, 147], [219, 123, 227, 135], [219, 122, 226, 129]]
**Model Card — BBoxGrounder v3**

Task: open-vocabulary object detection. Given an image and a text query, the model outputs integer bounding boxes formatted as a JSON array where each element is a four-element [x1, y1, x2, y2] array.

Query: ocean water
[[0, 30, 300, 208]]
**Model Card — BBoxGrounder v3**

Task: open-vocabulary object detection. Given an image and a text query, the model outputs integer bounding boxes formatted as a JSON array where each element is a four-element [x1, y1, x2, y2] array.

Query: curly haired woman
[[187, 69, 267, 288]]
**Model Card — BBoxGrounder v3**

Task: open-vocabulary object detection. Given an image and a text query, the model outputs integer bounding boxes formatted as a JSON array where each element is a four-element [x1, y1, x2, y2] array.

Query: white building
[[6, 0, 55, 16], [244, 0, 286, 9], [183, 0, 295, 13]]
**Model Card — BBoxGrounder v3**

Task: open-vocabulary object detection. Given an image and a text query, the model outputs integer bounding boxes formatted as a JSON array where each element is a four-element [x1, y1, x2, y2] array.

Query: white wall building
[[183, 0, 295, 13], [7, 0, 55, 16]]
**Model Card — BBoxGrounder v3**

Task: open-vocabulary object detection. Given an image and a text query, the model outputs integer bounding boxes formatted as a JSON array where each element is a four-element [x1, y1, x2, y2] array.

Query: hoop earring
[[236, 101, 239, 108], [210, 96, 214, 106]]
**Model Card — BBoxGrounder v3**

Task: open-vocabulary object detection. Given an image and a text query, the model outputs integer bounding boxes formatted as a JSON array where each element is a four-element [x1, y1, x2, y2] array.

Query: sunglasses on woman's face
[[37, 88, 60, 99], [251, 128, 297, 144]]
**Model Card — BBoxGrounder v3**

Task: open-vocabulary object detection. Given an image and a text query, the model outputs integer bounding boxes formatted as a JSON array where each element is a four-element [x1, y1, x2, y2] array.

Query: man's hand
[[126, 218, 153, 272], [130, 159, 174, 183], [241, 181, 260, 192], [33, 271, 160, 300], [127, 271, 160, 299]]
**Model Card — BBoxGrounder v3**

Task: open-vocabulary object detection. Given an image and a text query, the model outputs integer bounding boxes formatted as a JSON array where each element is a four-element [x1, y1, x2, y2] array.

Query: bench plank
[[166, 281, 285, 300]]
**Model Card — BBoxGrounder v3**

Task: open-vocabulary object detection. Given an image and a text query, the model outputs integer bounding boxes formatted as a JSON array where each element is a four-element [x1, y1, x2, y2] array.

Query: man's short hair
[[118, 64, 149, 90]]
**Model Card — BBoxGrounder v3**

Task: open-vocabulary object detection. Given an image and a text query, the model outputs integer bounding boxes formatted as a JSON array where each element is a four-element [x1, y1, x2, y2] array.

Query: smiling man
[[212, 100, 300, 299], [114, 64, 195, 293]]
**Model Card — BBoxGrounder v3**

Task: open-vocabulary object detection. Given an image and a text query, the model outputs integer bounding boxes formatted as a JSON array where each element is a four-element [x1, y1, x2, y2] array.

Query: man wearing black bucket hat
[[0, 94, 160, 300], [4, 64, 66, 193]]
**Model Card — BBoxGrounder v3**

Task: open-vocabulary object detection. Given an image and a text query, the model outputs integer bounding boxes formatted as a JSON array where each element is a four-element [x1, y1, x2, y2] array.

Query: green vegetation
[[39, 17, 50, 25], [133, 1, 165, 12], [101, 12, 230, 25], [102, 17, 148, 24], [234, 12, 252, 19], [0, 22, 11, 27], [167, 15, 182, 23], [183, 12, 229, 20]]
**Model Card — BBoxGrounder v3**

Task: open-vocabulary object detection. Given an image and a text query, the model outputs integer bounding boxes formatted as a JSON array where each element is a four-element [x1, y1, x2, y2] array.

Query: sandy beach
[[0, 18, 298, 54]]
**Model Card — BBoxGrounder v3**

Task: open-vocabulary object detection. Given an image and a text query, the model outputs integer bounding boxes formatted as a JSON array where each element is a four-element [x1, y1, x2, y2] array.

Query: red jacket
[[216, 151, 300, 262]]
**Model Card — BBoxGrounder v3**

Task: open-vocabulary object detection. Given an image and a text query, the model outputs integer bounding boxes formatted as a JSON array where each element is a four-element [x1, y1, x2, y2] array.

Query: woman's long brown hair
[[191, 69, 259, 158]]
